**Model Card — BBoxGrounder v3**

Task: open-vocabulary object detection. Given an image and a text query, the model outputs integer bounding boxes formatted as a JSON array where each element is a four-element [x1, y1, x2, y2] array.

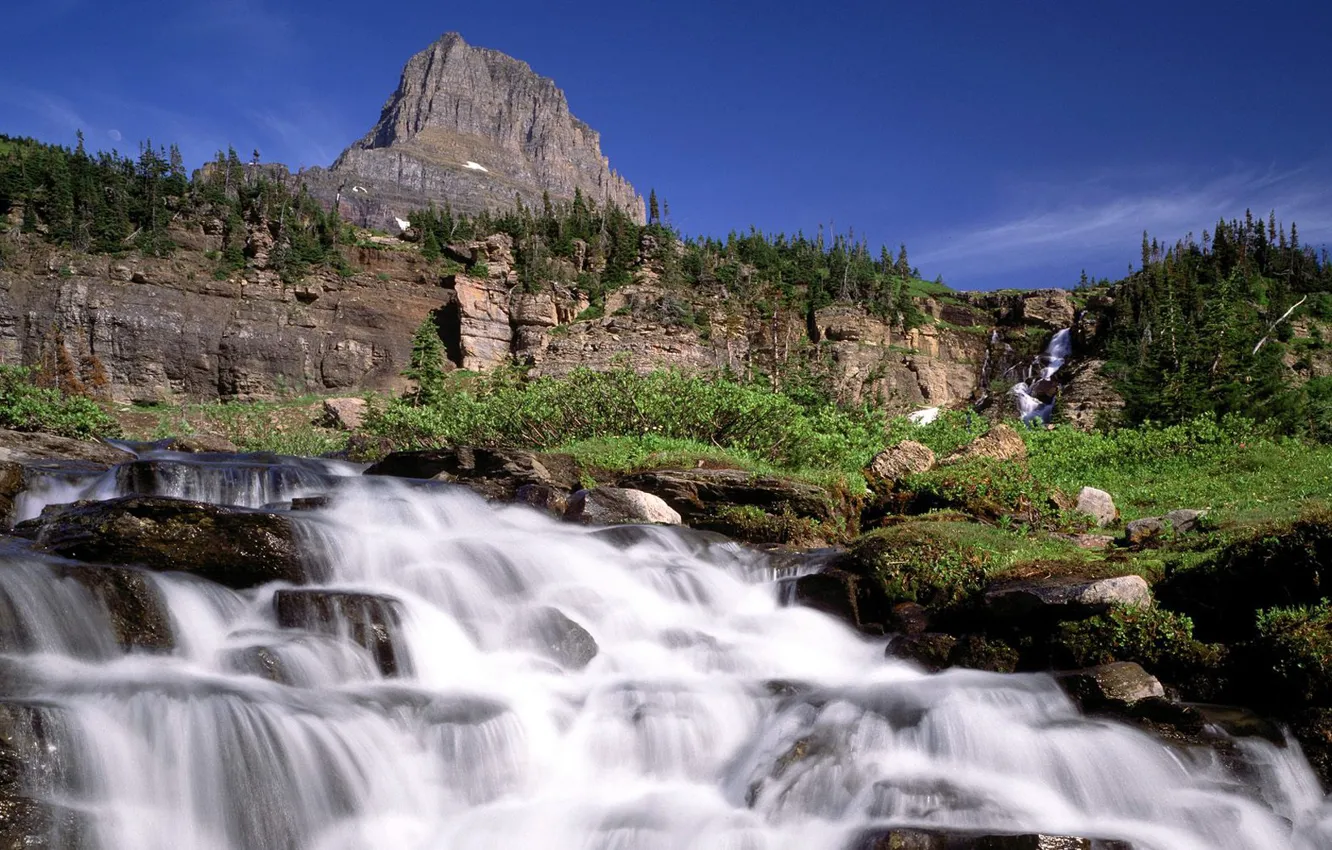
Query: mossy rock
[[1157, 508, 1332, 641], [1050, 605, 1227, 701], [845, 522, 990, 621]]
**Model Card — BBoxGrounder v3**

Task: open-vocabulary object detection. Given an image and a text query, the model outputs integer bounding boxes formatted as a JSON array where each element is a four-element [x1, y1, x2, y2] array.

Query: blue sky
[[3, 0, 1330, 290]]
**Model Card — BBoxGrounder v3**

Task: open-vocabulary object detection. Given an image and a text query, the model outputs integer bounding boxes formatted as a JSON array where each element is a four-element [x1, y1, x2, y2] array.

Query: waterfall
[[1, 451, 1330, 849], [1011, 328, 1072, 425]]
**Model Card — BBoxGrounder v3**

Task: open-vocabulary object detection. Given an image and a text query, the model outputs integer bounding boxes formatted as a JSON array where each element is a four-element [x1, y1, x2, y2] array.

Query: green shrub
[[1250, 601, 1332, 705], [1054, 605, 1225, 695], [898, 457, 1061, 526], [362, 366, 886, 476], [848, 523, 990, 613], [0, 365, 120, 439]]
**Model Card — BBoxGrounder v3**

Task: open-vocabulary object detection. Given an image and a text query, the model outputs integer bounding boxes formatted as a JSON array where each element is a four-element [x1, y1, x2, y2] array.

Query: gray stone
[[1124, 516, 1166, 545], [1056, 661, 1166, 709], [985, 574, 1153, 621], [1164, 508, 1206, 534], [945, 423, 1028, 465], [1075, 487, 1117, 527], [868, 440, 936, 484], [564, 487, 681, 526], [322, 397, 367, 430], [0, 429, 131, 465]]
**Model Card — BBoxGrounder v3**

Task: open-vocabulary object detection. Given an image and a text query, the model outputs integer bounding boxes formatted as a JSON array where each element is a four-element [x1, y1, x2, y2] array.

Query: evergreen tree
[[404, 314, 447, 405]]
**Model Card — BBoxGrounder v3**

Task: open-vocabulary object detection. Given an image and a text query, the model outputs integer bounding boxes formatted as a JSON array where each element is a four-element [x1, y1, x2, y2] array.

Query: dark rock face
[[0, 702, 87, 849], [1056, 662, 1166, 711], [852, 829, 1130, 849], [0, 430, 131, 466], [53, 565, 174, 653], [17, 496, 311, 589], [793, 568, 887, 635], [983, 575, 1153, 623], [273, 589, 409, 677], [308, 32, 643, 231], [364, 446, 581, 501]]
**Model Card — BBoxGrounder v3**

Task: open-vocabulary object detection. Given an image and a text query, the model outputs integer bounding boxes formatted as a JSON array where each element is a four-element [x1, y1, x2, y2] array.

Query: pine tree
[[404, 314, 447, 405], [648, 189, 660, 226]]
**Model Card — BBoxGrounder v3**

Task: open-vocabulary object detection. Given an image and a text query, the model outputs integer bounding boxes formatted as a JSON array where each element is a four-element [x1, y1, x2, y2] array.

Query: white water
[[3, 453, 1331, 849], [1012, 328, 1072, 425]]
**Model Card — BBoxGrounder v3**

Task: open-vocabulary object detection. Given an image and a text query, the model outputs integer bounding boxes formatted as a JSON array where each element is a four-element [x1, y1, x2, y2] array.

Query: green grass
[[904, 277, 954, 298], [123, 395, 354, 457]]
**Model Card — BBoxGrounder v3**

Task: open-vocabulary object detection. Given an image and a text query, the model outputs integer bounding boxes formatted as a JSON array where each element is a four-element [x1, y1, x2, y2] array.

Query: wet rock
[[273, 589, 408, 677], [944, 423, 1027, 465], [852, 830, 1129, 849], [588, 523, 733, 552], [0, 429, 132, 466], [513, 483, 569, 516], [162, 434, 238, 453], [226, 645, 291, 684], [1056, 662, 1165, 710], [364, 446, 581, 501], [887, 632, 957, 671], [53, 564, 173, 653], [0, 795, 87, 849], [793, 568, 886, 634], [950, 634, 1020, 673], [615, 468, 835, 539], [321, 397, 367, 430], [290, 495, 331, 511], [526, 607, 598, 670], [1075, 487, 1117, 527], [888, 601, 931, 635], [564, 487, 681, 525], [18, 496, 310, 589], [984, 575, 1152, 622], [867, 440, 936, 486], [0, 463, 22, 529]]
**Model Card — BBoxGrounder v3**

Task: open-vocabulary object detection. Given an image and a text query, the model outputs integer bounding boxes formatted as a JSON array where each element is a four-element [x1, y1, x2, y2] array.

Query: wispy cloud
[[0, 87, 87, 136], [913, 164, 1332, 287]]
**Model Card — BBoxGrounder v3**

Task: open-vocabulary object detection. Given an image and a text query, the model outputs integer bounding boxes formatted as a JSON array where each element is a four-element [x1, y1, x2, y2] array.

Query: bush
[[0, 365, 120, 439], [362, 366, 886, 475], [1250, 601, 1332, 706], [1053, 605, 1225, 696], [898, 457, 1061, 526], [847, 522, 990, 613]]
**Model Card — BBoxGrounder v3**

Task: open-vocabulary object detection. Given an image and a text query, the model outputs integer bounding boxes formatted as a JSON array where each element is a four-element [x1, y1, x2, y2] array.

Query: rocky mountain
[[300, 33, 644, 231]]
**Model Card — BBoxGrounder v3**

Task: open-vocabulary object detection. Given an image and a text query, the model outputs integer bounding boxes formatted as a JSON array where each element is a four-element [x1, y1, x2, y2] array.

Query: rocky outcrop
[[16, 496, 311, 589], [984, 575, 1153, 622], [306, 32, 643, 231], [364, 446, 581, 501], [945, 423, 1028, 465], [867, 440, 936, 486], [0, 235, 443, 403]]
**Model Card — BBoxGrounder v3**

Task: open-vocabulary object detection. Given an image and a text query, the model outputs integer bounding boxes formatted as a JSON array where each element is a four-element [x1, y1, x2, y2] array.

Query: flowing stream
[[1011, 328, 1072, 424], [2, 446, 1331, 849]]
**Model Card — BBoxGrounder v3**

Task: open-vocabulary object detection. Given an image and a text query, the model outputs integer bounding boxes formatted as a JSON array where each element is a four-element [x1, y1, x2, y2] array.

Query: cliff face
[[305, 33, 643, 230]]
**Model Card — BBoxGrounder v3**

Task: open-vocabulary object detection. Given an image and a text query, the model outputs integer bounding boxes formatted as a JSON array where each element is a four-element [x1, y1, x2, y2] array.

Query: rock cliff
[[302, 33, 643, 231]]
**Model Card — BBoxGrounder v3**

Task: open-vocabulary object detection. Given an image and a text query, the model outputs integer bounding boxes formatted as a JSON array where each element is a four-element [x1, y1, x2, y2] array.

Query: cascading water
[[1011, 328, 1072, 424], [2, 451, 1331, 849]]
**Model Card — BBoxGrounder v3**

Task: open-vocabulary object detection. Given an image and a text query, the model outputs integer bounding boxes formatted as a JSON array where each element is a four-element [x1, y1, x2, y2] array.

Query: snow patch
[[351, 186, 368, 194], [463, 161, 489, 172], [394, 217, 410, 232], [907, 407, 941, 426]]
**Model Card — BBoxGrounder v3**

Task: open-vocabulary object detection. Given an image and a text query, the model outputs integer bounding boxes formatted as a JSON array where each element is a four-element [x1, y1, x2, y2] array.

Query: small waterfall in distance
[[0, 449, 1329, 849], [1011, 328, 1072, 425]]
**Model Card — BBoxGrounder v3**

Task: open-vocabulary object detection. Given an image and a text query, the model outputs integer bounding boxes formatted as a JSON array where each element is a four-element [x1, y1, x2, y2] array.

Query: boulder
[[886, 633, 958, 672], [162, 434, 239, 453], [564, 487, 681, 526], [887, 601, 931, 635], [525, 607, 598, 670], [1074, 487, 1117, 527], [17, 496, 311, 589], [54, 564, 174, 653], [867, 440, 936, 485], [1056, 662, 1165, 710], [513, 483, 570, 516], [321, 398, 367, 431], [273, 589, 408, 677], [1123, 516, 1166, 546], [364, 446, 581, 501], [984, 575, 1152, 622], [615, 469, 835, 537], [792, 568, 886, 634], [944, 424, 1027, 465], [1164, 509, 1206, 534], [0, 428, 131, 466]]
